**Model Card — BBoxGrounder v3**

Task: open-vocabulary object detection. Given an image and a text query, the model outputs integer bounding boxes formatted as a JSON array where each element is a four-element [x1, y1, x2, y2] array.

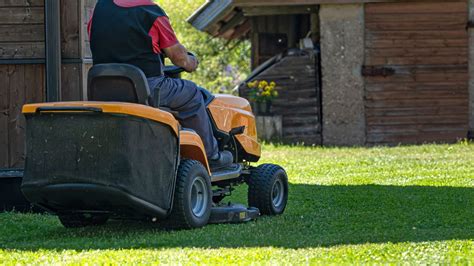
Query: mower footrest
[[208, 203, 260, 224], [211, 164, 242, 183]]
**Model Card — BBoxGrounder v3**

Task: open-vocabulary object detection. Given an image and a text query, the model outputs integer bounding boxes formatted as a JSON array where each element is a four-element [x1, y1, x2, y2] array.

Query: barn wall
[[0, 0, 45, 59], [60, 0, 94, 101], [0, 65, 45, 168], [364, 1, 469, 145], [0, 0, 95, 169], [320, 4, 366, 146], [470, 0, 474, 137], [0, 0, 46, 168], [239, 52, 322, 145], [250, 14, 312, 69]]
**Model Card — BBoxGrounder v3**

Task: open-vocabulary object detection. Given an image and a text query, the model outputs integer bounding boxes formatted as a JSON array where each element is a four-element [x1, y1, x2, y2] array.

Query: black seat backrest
[[88, 64, 151, 105]]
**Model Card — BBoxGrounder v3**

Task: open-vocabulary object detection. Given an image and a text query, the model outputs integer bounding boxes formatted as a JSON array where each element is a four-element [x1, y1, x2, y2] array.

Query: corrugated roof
[[188, 0, 414, 39], [187, 0, 235, 33]]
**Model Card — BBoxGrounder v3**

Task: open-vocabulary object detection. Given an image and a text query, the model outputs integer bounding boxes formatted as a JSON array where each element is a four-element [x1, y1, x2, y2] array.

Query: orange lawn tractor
[[20, 56, 289, 229]]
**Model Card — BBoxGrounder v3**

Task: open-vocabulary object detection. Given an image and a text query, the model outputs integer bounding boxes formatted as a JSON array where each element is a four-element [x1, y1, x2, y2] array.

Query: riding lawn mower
[[20, 55, 289, 229]]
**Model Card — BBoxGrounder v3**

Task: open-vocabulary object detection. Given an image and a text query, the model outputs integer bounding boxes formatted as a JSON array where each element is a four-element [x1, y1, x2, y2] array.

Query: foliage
[[157, 0, 251, 93], [247, 80, 279, 102], [1, 143, 473, 264]]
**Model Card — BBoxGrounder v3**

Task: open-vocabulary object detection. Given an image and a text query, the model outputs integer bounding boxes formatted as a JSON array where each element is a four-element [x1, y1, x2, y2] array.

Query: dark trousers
[[147, 76, 219, 158]]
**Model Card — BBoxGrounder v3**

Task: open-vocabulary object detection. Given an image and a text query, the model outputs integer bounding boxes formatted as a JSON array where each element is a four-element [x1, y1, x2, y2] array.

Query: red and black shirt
[[88, 0, 179, 77]]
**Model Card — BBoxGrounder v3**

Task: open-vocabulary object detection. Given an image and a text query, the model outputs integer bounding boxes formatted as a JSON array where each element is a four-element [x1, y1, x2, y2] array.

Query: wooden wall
[[0, 0, 94, 169], [240, 52, 322, 145], [246, 12, 321, 144], [250, 15, 311, 69], [0, 0, 45, 168], [60, 0, 94, 101], [0, 0, 45, 59], [364, 1, 469, 145]]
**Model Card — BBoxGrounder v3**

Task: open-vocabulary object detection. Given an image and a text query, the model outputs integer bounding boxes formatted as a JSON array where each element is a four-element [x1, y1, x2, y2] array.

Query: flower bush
[[247, 80, 279, 102]]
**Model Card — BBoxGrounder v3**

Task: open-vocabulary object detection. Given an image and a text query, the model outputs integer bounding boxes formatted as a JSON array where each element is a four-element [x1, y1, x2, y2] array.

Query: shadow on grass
[[0, 184, 472, 250]]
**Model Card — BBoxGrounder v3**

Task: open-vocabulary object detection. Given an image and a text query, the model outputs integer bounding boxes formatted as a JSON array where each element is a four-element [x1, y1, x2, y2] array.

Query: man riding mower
[[20, 0, 289, 229]]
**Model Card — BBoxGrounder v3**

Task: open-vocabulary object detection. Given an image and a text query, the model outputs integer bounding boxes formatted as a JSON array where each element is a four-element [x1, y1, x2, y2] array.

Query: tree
[[158, 0, 251, 93]]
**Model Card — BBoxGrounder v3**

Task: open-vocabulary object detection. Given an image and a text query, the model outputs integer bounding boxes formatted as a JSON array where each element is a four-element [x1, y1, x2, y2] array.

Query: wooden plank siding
[[240, 53, 322, 145], [61, 0, 81, 59], [60, 0, 92, 101], [364, 1, 470, 145], [0, 66, 9, 167], [0, 1, 45, 59], [250, 15, 311, 69], [83, 0, 96, 58], [0, 65, 45, 168], [0, 0, 94, 168], [0, 0, 45, 168]]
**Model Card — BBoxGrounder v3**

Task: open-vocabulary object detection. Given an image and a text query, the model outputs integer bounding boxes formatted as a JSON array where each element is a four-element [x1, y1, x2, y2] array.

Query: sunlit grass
[[1, 143, 473, 264]]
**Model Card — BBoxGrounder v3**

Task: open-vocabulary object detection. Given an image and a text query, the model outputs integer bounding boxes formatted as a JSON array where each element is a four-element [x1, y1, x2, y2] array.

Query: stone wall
[[320, 4, 366, 145]]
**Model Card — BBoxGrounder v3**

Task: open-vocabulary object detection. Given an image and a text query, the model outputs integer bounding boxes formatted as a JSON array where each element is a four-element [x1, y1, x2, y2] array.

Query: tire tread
[[247, 164, 288, 215], [161, 159, 210, 229]]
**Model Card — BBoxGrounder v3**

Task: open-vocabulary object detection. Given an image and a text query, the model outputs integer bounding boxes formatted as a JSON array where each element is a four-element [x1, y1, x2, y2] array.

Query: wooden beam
[[45, 0, 62, 102], [218, 11, 245, 35], [234, 0, 464, 7], [230, 19, 251, 39], [243, 5, 318, 16]]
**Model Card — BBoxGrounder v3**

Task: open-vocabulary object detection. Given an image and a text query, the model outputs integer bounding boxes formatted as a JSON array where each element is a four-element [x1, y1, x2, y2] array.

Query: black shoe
[[209, 151, 233, 171]]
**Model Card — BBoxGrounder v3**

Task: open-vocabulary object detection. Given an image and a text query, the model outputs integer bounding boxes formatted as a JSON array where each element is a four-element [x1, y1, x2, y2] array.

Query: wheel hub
[[272, 179, 285, 208], [191, 176, 208, 217]]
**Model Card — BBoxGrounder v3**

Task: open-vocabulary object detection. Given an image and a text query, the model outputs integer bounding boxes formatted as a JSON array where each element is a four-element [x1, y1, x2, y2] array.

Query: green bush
[[159, 0, 251, 93]]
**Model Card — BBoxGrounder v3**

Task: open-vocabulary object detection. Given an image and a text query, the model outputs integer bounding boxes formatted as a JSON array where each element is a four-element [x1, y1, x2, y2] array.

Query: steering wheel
[[163, 52, 197, 76]]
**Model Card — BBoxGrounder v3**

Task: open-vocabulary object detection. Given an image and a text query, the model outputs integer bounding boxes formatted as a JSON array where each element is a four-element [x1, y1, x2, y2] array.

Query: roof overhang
[[188, 0, 417, 40]]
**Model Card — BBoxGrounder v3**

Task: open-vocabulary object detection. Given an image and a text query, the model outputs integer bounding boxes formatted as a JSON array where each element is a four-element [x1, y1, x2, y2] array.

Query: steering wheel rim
[[163, 52, 196, 75]]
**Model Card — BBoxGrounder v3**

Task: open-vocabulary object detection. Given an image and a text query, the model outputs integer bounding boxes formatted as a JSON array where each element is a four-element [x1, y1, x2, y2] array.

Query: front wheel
[[247, 164, 289, 215], [163, 159, 212, 229]]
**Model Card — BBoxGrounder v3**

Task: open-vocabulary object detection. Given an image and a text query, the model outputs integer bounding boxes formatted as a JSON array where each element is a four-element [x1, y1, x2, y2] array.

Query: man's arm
[[163, 44, 199, 73], [149, 16, 198, 73]]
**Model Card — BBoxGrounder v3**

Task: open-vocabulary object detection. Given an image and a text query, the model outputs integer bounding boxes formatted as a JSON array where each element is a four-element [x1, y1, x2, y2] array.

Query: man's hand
[[163, 43, 198, 73]]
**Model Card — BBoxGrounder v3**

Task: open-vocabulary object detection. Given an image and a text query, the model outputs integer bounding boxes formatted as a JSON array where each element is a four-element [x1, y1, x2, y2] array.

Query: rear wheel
[[247, 164, 288, 215], [163, 159, 212, 229], [58, 213, 109, 228]]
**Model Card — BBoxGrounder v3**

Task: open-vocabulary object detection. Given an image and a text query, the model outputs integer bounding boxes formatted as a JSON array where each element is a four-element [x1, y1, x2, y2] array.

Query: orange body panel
[[179, 130, 211, 174], [208, 94, 261, 159], [23, 97, 261, 164], [23, 102, 180, 135]]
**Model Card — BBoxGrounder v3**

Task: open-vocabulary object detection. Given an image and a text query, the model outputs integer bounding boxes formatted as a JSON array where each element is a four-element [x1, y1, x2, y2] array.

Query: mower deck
[[209, 204, 260, 224]]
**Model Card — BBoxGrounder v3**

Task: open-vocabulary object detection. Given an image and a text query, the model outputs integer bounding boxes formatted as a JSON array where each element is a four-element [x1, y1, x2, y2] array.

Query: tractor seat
[[88, 63, 178, 116], [88, 64, 152, 105]]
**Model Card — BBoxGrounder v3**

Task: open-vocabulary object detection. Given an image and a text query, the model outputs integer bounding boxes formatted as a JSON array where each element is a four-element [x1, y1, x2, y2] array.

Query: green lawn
[[1, 143, 473, 264]]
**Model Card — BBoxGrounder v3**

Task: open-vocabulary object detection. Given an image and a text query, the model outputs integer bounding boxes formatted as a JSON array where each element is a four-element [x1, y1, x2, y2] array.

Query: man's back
[[89, 0, 233, 169], [89, 0, 170, 77]]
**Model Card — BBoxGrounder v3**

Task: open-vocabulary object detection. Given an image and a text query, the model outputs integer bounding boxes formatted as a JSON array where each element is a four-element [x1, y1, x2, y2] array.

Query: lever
[[230, 126, 245, 136]]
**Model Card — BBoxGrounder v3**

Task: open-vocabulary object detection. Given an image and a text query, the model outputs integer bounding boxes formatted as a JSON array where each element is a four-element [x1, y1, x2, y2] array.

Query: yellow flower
[[247, 81, 258, 88], [262, 91, 271, 97], [270, 81, 276, 87], [264, 86, 272, 92], [258, 83, 265, 89], [272, 91, 279, 97], [259, 81, 268, 87]]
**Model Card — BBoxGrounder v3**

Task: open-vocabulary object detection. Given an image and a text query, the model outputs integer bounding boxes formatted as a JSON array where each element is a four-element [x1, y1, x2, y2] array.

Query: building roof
[[187, 0, 410, 39], [187, 0, 248, 40]]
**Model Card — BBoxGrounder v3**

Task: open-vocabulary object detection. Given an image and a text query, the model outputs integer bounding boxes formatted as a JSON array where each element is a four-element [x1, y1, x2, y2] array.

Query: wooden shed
[[0, 0, 94, 194], [1, 0, 474, 174], [189, 0, 474, 146]]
